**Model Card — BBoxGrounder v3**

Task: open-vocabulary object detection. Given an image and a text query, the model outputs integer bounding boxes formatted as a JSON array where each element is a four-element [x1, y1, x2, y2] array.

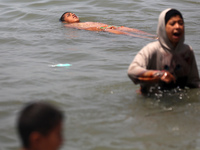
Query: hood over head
[[157, 8, 185, 52]]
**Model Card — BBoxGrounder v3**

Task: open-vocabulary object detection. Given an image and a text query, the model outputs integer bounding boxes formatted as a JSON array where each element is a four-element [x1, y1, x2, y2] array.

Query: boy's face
[[64, 13, 80, 23], [165, 15, 184, 46], [31, 122, 63, 150], [41, 122, 63, 150]]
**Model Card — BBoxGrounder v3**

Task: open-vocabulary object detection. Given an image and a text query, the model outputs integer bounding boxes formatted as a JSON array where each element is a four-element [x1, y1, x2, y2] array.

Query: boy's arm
[[135, 70, 175, 84], [128, 46, 175, 84]]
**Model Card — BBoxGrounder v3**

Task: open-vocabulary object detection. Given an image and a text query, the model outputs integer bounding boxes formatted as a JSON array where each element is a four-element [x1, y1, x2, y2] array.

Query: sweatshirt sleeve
[[127, 44, 154, 84]]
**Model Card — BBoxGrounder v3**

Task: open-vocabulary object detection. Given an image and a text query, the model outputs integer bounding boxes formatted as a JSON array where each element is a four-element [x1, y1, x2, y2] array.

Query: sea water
[[0, 0, 200, 150]]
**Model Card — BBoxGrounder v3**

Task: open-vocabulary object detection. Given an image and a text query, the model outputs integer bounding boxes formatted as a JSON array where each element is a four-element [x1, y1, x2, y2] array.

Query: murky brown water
[[0, 0, 200, 149]]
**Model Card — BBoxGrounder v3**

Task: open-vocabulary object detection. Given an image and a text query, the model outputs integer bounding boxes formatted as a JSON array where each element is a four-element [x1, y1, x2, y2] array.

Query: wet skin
[[61, 12, 156, 39], [63, 13, 80, 23]]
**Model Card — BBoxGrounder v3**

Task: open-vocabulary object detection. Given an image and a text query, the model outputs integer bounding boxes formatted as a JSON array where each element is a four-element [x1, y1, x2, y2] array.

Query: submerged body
[[60, 12, 156, 39], [128, 8, 200, 93]]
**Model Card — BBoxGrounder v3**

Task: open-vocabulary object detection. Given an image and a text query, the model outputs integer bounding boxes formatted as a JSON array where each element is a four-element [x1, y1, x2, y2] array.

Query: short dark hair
[[165, 9, 183, 25], [59, 12, 71, 22], [16, 101, 64, 148]]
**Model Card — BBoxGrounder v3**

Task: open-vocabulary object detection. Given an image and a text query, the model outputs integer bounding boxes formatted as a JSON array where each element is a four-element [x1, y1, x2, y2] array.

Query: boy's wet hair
[[59, 12, 71, 22], [165, 9, 183, 25], [17, 101, 64, 148]]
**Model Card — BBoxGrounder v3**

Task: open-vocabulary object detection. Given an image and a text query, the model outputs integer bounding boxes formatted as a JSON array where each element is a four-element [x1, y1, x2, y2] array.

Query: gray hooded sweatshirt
[[128, 8, 200, 92]]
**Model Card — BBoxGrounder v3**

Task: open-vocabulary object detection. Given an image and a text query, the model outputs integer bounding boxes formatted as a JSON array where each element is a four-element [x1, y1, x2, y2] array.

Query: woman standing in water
[[128, 8, 200, 94]]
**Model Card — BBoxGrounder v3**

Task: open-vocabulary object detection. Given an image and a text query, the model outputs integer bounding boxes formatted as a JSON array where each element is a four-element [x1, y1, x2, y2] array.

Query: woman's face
[[64, 13, 80, 23], [165, 15, 184, 47]]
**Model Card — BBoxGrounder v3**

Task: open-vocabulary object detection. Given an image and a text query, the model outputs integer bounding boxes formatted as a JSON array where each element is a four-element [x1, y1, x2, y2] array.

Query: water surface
[[0, 0, 200, 150]]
